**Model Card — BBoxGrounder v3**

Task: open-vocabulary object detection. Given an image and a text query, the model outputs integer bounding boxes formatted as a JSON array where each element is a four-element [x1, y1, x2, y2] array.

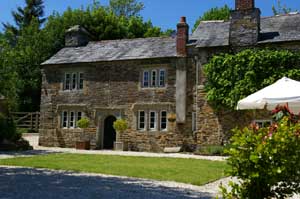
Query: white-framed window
[[160, 111, 167, 131], [62, 111, 68, 128], [192, 112, 197, 132], [151, 70, 157, 87], [143, 71, 150, 88], [159, 69, 166, 87], [138, 110, 146, 130], [79, 73, 84, 90], [61, 111, 83, 129], [64, 73, 71, 90], [69, 111, 75, 128], [149, 111, 157, 131], [64, 72, 84, 91], [254, 120, 273, 128], [71, 73, 77, 90]]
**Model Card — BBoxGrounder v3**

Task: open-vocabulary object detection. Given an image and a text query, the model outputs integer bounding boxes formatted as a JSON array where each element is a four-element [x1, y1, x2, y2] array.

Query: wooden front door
[[103, 116, 117, 149]]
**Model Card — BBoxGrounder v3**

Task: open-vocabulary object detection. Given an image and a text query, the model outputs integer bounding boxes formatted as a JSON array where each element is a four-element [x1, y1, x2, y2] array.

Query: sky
[[0, 0, 299, 32]]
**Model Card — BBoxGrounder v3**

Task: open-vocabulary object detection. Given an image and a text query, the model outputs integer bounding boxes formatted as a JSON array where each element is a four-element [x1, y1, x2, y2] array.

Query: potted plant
[[167, 113, 176, 122], [113, 119, 128, 151], [75, 117, 91, 150]]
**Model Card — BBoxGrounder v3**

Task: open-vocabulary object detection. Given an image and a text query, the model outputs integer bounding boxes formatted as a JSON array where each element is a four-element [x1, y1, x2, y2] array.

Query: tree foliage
[[272, 0, 295, 15], [204, 49, 300, 109], [109, 0, 144, 17], [222, 106, 300, 199], [3, 0, 46, 44], [192, 5, 230, 32], [0, 0, 169, 112]]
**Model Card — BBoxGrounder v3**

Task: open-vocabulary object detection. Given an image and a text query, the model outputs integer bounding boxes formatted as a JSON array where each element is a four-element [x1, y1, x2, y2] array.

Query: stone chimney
[[229, 0, 260, 47], [65, 25, 91, 47], [177, 17, 189, 57]]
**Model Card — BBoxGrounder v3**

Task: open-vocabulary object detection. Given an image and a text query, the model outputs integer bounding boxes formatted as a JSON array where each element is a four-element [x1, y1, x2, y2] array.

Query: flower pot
[[75, 140, 90, 150], [114, 141, 124, 151]]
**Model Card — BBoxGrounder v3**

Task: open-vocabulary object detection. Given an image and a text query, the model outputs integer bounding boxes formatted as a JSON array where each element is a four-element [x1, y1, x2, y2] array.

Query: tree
[[193, 5, 230, 32], [3, 0, 46, 44], [204, 49, 300, 109], [109, 0, 144, 17], [272, 0, 294, 15]]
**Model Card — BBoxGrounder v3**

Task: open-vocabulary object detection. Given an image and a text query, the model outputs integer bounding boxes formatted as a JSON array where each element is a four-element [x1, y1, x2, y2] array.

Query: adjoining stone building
[[39, 0, 300, 151]]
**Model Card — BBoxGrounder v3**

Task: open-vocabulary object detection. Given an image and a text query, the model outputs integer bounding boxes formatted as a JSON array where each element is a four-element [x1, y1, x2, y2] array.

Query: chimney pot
[[236, 0, 255, 10], [176, 17, 189, 57], [180, 16, 186, 23]]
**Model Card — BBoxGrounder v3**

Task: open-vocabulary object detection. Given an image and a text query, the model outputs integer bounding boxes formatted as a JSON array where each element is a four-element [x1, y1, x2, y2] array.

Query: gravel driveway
[[0, 166, 226, 199]]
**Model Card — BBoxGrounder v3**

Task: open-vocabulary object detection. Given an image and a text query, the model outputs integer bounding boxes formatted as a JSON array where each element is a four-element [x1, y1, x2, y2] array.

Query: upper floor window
[[142, 69, 166, 88], [159, 69, 166, 87], [64, 72, 84, 91]]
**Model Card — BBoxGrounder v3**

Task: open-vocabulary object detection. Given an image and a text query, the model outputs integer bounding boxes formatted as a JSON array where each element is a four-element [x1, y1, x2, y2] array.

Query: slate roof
[[42, 37, 177, 65], [191, 13, 300, 48], [190, 20, 230, 47]]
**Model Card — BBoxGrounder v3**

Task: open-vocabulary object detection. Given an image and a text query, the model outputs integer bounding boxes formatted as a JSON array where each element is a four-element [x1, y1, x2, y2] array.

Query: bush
[[196, 145, 225, 156], [113, 119, 128, 133], [77, 117, 90, 129], [221, 116, 300, 199], [0, 113, 18, 142]]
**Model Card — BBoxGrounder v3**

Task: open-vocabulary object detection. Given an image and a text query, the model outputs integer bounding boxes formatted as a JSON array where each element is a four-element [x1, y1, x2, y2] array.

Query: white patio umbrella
[[237, 77, 300, 113]]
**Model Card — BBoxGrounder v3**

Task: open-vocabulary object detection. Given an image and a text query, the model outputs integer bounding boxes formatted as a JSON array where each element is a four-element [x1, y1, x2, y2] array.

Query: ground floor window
[[160, 111, 167, 131], [138, 110, 168, 131], [138, 111, 146, 130], [61, 111, 83, 128], [192, 112, 197, 132]]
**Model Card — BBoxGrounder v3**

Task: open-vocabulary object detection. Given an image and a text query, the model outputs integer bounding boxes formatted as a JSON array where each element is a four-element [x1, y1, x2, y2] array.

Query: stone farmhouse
[[39, 0, 300, 151]]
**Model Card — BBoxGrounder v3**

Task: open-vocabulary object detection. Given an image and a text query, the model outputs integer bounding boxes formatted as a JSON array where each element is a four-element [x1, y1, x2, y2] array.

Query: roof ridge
[[261, 12, 300, 19], [89, 36, 175, 43]]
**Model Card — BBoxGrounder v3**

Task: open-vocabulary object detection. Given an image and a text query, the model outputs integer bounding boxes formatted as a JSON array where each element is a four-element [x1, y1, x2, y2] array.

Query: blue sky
[[0, 0, 299, 32]]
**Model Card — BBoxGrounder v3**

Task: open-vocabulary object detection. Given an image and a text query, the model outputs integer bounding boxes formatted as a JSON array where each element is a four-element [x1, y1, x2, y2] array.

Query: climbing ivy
[[204, 49, 300, 109]]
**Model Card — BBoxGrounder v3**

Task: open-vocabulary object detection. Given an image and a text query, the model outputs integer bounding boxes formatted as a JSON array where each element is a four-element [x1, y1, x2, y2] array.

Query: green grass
[[0, 153, 229, 186]]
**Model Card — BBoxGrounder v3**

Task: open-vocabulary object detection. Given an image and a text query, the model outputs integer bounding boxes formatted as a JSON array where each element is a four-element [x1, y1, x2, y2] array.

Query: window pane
[[65, 74, 70, 90], [138, 111, 145, 130], [77, 112, 82, 121], [143, 71, 149, 87], [62, 111, 68, 128], [79, 73, 84, 90], [150, 111, 157, 130], [151, 70, 157, 87], [159, 70, 166, 87], [161, 111, 167, 130], [72, 73, 77, 90], [70, 111, 75, 128]]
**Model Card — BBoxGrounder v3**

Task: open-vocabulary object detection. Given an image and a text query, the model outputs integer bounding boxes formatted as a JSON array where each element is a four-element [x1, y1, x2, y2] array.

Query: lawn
[[0, 153, 229, 186]]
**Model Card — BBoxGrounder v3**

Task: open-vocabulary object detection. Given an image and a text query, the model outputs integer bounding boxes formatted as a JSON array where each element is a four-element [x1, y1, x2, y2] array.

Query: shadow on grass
[[0, 167, 215, 199], [0, 150, 61, 158]]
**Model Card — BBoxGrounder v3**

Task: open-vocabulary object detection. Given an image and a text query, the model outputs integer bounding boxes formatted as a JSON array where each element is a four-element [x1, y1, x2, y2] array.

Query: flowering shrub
[[221, 108, 300, 199]]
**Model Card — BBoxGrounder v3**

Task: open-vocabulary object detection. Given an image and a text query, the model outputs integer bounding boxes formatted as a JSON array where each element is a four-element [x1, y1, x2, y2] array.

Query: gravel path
[[21, 133, 227, 161], [0, 166, 229, 199]]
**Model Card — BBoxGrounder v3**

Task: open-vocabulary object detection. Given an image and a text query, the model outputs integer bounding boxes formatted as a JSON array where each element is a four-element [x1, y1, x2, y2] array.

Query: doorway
[[103, 116, 117, 149]]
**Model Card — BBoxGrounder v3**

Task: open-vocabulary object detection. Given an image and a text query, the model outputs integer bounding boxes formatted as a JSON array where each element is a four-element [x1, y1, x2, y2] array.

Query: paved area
[[21, 133, 227, 161], [0, 166, 229, 199]]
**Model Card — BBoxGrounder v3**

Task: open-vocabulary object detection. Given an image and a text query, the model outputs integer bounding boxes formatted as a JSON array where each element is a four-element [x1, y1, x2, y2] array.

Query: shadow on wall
[[0, 167, 215, 199]]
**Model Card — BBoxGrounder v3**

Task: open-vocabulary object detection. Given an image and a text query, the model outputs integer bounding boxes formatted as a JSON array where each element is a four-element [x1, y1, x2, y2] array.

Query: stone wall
[[39, 58, 196, 152]]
